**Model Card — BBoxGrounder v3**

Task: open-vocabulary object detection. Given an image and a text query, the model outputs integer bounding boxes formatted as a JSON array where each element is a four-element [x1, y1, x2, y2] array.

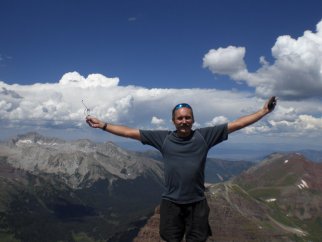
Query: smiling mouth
[[177, 125, 192, 137], [179, 125, 191, 129]]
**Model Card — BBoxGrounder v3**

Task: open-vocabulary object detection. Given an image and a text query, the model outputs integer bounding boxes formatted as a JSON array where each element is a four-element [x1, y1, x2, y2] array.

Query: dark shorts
[[159, 199, 212, 242]]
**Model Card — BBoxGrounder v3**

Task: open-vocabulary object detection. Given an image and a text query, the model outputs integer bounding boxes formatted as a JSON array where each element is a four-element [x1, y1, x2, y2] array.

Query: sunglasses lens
[[175, 103, 191, 110]]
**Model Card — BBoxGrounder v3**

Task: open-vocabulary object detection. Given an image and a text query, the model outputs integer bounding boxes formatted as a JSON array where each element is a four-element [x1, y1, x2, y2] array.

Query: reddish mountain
[[134, 152, 322, 241]]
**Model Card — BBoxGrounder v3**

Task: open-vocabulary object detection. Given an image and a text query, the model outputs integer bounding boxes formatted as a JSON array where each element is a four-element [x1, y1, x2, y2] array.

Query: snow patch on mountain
[[297, 179, 309, 190]]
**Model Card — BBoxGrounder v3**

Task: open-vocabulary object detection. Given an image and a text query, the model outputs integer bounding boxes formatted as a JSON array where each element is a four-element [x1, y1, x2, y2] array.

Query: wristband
[[102, 122, 108, 130]]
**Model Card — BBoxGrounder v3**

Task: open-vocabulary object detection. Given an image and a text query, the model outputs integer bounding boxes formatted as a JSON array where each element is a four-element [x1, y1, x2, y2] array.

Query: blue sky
[[1, 0, 322, 159], [1, 0, 321, 88]]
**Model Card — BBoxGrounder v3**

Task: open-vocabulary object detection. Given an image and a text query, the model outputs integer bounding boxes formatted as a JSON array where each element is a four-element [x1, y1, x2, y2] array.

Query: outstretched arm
[[86, 116, 141, 141], [227, 96, 277, 134]]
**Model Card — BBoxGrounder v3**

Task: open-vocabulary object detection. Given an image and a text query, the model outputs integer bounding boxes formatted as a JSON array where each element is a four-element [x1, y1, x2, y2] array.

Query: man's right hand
[[86, 116, 104, 129]]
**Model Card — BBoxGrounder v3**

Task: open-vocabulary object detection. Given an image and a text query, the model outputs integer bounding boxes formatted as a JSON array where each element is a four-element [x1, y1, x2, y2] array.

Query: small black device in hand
[[268, 96, 277, 111]]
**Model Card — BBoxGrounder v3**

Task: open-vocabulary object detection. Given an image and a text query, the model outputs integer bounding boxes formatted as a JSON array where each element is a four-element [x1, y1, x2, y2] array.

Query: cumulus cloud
[[203, 46, 247, 78], [0, 73, 266, 132], [59, 71, 119, 88], [0, 87, 22, 112], [151, 116, 166, 129], [264, 115, 322, 139], [1, 70, 321, 146], [205, 116, 229, 126], [203, 20, 322, 100]]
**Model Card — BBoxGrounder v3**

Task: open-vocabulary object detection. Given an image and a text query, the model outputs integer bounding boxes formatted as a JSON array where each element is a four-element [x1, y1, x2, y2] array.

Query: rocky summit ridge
[[134, 152, 322, 242]]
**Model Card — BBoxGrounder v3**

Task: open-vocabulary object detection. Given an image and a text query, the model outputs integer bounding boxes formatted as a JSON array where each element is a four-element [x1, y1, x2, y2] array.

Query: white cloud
[[203, 20, 322, 100], [151, 116, 165, 127], [1, 69, 322, 150], [1, 73, 263, 133], [270, 115, 322, 132], [243, 125, 273, 135], [206, 116, 229, 126], [59, 71, 119, 88], [203, 46, 247, 77]]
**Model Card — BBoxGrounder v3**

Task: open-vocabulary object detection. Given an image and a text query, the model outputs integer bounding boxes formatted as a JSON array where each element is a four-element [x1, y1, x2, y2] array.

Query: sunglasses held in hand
[[82, 100, 91, 117]]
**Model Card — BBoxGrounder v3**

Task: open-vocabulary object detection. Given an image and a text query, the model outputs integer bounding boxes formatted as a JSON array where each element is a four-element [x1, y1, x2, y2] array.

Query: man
[[86, 96, 277, 242]]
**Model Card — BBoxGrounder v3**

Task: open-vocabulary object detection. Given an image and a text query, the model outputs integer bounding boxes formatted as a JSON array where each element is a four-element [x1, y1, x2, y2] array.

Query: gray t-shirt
[[140, 124, 228, 204]]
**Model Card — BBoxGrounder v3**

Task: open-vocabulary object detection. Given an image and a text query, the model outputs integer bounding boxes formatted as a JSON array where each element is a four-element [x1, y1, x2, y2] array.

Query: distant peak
[[13, 132, 64, 146]]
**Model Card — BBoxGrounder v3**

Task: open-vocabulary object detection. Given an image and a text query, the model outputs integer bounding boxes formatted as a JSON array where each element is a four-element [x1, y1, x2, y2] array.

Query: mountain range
[[0, 132, 254, 242], [0, 132, 165, 241]]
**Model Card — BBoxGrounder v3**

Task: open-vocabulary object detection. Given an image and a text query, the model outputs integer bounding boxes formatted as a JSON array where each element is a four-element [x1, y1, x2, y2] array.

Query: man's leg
[[159, 199, 185, 242], [185, 199, 212, 242]]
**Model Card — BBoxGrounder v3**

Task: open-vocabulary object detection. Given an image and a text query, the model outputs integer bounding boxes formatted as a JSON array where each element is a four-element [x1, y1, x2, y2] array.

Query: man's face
[[172, 107, 194, 137]]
